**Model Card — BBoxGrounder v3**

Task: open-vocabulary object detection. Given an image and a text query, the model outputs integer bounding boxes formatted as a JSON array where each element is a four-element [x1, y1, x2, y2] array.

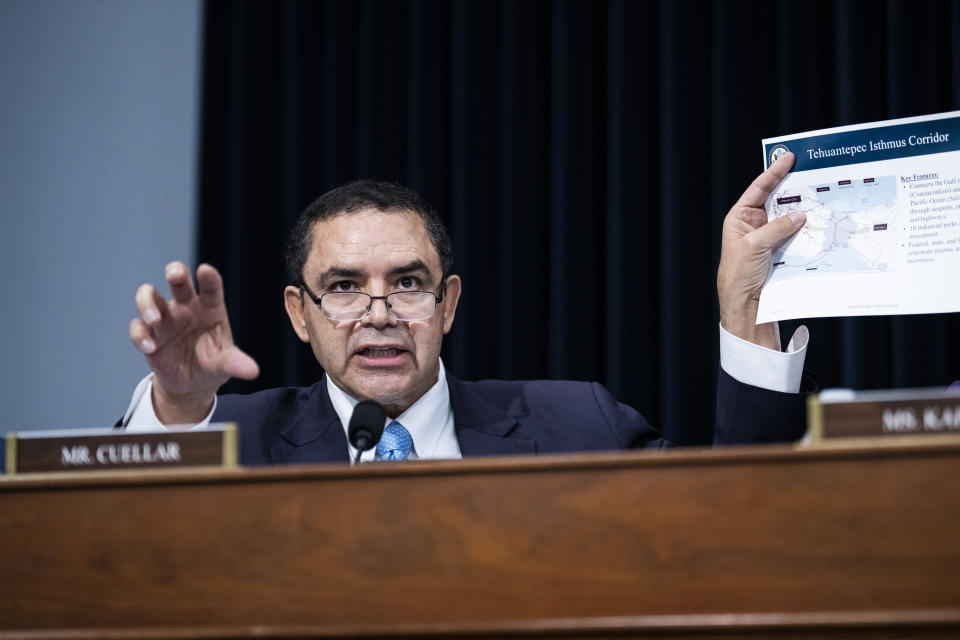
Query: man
[[123, 153, 809, 462]]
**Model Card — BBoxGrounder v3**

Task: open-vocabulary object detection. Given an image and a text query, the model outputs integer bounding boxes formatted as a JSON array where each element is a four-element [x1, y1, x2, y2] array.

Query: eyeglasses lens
[[321, 292, 436, 321]]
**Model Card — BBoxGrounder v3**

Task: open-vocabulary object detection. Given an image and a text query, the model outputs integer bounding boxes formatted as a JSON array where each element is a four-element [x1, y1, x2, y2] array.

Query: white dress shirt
[[326, 359, 461, 462], [122, 326, 809, 453]]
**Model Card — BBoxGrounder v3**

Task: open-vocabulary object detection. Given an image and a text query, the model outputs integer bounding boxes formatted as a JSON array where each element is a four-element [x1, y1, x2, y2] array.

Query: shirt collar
[[325, 359, 452, 462]]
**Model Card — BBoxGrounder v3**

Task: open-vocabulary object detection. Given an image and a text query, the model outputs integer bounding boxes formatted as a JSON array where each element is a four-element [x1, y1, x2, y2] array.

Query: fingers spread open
[[196, 263, 225, 309], [735, 151, 795, 210], [135, 283, 168, 326], [129, 318, 156, 354], [166, 261, 197, 305]]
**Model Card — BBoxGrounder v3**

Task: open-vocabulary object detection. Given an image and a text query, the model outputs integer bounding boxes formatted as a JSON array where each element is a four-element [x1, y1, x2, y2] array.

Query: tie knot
[[376, 420, 413, 461]]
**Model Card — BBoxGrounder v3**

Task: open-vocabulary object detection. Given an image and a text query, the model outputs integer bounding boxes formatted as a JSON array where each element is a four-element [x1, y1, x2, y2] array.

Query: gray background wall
[[0, 0, 201, 430]]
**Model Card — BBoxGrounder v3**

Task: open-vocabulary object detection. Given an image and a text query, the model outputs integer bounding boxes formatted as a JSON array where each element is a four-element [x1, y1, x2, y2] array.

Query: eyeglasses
[[300, 281, 445, 322]]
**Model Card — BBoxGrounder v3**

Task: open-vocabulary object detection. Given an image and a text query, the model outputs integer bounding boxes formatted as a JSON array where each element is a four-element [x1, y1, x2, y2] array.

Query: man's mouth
[[358, 346, 406, 358]]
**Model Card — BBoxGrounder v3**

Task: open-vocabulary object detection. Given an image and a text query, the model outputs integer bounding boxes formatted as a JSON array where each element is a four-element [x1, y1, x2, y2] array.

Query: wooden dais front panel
[[2, 444, 960, 638]]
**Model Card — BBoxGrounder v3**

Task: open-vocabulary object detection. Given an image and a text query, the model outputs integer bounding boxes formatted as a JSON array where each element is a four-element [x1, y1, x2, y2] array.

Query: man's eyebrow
[[387, 260, 432, 278], [315, 267, 364, 285], [313, 261, 434, 286]]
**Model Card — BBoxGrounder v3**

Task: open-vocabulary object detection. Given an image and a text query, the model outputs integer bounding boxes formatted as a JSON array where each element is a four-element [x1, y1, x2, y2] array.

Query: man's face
[[284, 208, 461, 417]]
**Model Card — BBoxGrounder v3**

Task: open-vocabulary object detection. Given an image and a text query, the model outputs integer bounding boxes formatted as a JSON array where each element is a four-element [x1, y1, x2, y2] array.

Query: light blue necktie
[[376, 420, 413, 461]]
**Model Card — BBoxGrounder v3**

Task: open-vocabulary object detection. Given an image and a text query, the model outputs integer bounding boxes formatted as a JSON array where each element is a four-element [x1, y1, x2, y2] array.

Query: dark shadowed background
[[197, 0, 960, 444]]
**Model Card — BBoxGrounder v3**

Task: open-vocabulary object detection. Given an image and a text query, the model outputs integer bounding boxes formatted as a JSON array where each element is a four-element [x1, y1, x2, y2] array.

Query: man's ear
[[441, 274, 462, 334], [283, 285, 311, 343]]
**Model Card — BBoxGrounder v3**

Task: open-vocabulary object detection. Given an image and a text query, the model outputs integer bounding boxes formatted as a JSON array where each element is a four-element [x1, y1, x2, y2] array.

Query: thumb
[[750, 210, 805, 249], [219, 347, 260, 381]]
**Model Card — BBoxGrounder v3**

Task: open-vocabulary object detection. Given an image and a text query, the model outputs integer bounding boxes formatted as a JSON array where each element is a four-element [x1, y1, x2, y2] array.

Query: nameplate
[[806, 388, 960, 445], [3, 424, 237, 475]]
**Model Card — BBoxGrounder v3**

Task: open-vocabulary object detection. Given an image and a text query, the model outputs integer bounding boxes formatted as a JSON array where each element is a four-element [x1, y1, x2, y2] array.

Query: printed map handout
[[757, 110, 960, 323]]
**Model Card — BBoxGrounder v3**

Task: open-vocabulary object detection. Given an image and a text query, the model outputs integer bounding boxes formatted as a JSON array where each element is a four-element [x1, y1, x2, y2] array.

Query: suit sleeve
[[714, 367, 816, 444], [590, 382, 670, 450]]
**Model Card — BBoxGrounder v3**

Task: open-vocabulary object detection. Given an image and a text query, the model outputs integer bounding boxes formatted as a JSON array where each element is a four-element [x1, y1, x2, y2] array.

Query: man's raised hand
[[717, 152, 806, 349], [129, 262, 259, 424]]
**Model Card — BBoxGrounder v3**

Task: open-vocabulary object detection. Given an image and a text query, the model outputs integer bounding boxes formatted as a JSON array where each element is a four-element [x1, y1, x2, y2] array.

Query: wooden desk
[[2, 443, 960, 638]]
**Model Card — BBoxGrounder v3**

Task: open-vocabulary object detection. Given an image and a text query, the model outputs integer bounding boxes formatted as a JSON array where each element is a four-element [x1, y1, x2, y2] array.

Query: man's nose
[[361, 296, 398, 328]]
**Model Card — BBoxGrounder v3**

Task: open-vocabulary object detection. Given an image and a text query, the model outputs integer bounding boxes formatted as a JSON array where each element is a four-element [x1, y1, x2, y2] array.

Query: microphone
[[348, 399, 386, 464]]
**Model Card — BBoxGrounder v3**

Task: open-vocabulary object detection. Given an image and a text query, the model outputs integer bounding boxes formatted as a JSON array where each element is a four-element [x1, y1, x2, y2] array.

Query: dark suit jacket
[[213, 369, 808, 465]]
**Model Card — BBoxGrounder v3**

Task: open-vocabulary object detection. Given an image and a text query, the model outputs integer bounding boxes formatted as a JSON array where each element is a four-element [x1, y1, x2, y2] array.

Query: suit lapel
[[265, 373, 536, 462], [447, 373, 536, 457], [270, 378, 350, 464]]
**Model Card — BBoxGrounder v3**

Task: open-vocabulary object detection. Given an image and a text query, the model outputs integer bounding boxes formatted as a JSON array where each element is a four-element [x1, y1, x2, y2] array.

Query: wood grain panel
[[2, 444, 959, 637]]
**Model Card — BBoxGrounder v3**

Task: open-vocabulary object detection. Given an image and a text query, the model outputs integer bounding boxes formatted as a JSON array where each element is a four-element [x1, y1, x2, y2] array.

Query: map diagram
[[765, 175, 899, 283]]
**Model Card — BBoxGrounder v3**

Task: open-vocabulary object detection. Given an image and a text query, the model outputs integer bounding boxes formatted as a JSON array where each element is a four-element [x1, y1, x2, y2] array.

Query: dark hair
[[285, 180, 454, 285]]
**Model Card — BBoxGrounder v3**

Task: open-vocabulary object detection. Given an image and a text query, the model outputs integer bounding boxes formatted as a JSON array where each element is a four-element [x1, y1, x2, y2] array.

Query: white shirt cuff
[[121, 374, 216, 431], [719, 323, 808, 394]]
